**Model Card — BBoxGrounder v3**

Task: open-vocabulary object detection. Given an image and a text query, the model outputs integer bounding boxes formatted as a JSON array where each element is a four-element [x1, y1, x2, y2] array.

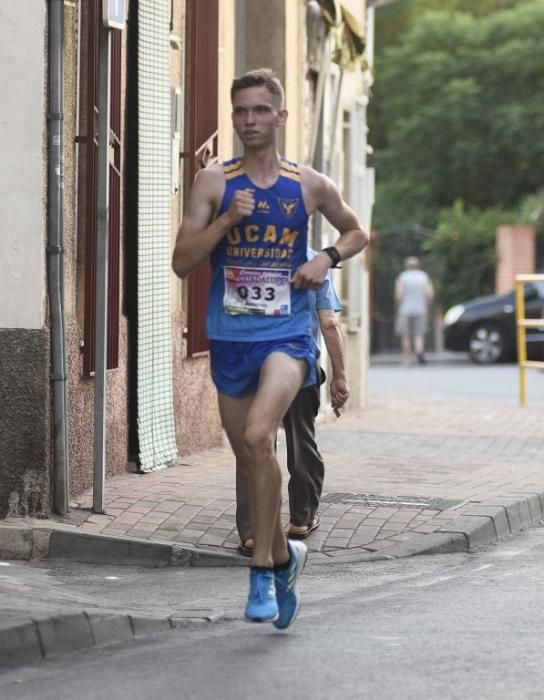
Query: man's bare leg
[[414, 335, 425, 356], [401, 335, 412, 365], [218, 352, 306, 568], [219, 401, 283, 564], [246, 353, 306, 566]]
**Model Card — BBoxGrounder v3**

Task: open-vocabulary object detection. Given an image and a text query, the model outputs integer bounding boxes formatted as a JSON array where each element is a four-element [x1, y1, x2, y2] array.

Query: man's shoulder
[[401, 269, 425, 278], [192, 163, 225, 199], [299, 166, 333, 211], [299, 164, 327, 188], [195, 162, 224, 182]]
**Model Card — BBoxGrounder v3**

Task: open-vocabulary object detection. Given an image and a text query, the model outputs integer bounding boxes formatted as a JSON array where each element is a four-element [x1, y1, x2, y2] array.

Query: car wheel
[[468, 323, 510, 364]]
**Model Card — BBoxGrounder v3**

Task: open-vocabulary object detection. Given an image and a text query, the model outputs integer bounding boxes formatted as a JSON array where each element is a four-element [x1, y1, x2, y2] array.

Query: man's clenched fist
[[227, 189, 255, 225]]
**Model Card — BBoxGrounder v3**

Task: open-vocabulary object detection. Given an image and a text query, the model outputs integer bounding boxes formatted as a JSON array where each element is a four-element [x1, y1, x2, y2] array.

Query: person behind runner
[[237, 249, 348, 556], [394, 256, 435, 365], [172, 68, 367, 628]]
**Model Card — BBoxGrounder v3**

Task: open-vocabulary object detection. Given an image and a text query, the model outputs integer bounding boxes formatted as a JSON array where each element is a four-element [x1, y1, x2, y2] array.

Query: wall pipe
[[47, 0, 69, 514]]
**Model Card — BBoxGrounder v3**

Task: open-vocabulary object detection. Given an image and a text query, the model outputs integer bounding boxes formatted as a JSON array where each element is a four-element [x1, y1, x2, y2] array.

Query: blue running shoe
[[273, 540, 307, 630], [244, 568, 279, 623]]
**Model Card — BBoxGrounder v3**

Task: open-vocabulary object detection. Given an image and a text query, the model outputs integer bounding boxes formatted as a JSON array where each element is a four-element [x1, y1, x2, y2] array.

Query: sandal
[[287, 514, 320, 540]]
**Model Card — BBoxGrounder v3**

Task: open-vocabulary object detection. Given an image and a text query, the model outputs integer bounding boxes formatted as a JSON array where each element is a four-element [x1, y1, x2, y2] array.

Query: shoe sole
[[273, 541, 308, 630], [244, 611, 279, 624]]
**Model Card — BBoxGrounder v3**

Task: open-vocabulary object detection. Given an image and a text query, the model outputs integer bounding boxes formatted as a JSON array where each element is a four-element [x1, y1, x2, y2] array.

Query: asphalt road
[[369, 357, 544, 404], [3, 525, 544, 699]]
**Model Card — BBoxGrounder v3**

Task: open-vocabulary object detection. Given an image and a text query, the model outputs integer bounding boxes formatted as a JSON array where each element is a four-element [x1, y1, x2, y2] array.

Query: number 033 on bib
[[223, 266, 291, 316]]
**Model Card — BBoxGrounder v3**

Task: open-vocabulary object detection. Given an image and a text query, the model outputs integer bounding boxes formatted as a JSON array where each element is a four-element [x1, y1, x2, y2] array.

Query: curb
[[374, 486, 544, 560], [309, 487, 544, 564], [1, 487, 543, 570], [0, 524, 245, 568], [48, 530, 246, 568], [0, 608, 224, 670], [1, 488, 543, 668]]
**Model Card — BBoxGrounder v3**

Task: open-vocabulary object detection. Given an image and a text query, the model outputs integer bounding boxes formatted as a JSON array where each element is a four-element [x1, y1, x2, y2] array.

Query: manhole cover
[[321, 493, 465, 510]]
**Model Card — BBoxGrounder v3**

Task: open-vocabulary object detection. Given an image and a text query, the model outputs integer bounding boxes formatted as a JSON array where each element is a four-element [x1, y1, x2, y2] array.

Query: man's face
[[231, 85, 287, 148]]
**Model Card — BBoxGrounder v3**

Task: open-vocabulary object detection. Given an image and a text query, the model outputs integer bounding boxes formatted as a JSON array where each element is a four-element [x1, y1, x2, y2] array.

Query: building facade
[[0, 0, 372, 519]]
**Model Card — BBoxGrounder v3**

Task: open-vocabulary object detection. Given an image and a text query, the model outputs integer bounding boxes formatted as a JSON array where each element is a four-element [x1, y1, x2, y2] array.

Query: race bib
[[223, 266, 291, 316]]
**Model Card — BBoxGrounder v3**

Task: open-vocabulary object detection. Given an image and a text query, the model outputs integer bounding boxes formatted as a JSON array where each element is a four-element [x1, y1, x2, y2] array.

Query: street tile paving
[[57, 391, 544, 561]]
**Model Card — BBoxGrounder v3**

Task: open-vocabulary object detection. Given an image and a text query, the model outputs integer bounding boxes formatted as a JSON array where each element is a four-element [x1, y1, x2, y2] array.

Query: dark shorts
[[209, 336, 317, 398]]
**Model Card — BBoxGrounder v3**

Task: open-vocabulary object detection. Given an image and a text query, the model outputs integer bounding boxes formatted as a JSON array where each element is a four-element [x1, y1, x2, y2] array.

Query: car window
[[524, 283, 544, 300]]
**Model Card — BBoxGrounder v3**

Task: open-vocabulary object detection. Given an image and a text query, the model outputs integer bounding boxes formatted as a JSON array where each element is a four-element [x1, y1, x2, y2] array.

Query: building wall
[[284, 0, 306, 162], [0, 3, 51, 517], [496, 225, 536, 295], [310, 1, 371, 410], [170, 0, 223, 455], [0, 330, 50, 518], [218, 0, 236, 161], [66, 3, 129, 498], [0, 2, 46, 330]]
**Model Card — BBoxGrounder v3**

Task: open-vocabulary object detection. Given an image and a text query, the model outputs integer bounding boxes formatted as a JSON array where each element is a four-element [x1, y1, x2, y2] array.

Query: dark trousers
[[236, 380, 324, 543]]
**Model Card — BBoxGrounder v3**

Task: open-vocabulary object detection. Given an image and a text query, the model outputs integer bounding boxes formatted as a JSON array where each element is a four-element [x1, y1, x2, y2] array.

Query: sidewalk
[[2, 384, 544, 667], [33, 384, 544, 565]]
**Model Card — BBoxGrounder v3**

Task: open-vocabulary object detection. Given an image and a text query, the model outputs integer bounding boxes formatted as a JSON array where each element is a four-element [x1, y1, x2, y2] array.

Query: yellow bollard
[[515, 274, 544, 406], [514, 279, 527, 406]]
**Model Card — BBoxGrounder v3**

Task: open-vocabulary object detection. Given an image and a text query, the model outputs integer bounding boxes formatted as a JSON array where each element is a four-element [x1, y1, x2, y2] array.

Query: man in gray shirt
[[395, 256, 435, 365]]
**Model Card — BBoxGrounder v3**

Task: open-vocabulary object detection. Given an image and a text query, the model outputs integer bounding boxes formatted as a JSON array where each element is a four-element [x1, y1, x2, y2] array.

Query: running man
[[172, 68, 367, 628], [237, 249, 349, 556]]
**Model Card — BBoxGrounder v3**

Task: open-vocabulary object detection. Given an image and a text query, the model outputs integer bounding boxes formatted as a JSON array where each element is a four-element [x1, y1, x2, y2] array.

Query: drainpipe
[[47, 0, 69, 515]]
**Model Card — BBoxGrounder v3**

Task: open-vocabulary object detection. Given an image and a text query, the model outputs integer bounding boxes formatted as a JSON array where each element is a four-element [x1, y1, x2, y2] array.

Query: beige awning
[[316, 0, 366, 70]]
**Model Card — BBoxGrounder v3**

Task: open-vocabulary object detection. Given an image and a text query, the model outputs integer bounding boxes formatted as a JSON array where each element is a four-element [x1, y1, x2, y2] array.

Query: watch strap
[[321, 246, 341, 268]]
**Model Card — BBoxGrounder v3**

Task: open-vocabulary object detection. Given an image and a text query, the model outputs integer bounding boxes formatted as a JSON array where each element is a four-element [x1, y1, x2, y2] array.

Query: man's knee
[[243, 423, 275, 458]]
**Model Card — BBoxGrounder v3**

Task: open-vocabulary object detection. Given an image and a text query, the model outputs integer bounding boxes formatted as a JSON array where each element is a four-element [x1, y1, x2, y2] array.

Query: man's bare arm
[[292, 169, 368, 289], [318, 309, 349, 410], [172, 166, 255, 279], [394, 277, 403, 307]]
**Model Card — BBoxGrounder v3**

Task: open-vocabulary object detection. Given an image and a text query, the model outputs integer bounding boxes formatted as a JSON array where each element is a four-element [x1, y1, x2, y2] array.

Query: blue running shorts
[[209, 336, 317, 398]]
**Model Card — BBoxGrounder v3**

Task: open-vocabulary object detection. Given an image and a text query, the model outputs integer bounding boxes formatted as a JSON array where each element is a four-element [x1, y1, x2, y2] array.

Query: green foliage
[[424, 202, 517, 309], [517, 189, 544, 268], [370, 1, 544, 228], [517, 189, 544, 236], [368, 1, 544, 321], [375, 0, 524, 52], [371, 178, 435, 232]]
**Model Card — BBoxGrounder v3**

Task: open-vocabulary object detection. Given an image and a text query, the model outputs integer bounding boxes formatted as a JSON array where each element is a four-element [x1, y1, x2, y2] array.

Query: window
[[78, 0, 122, 376], [182, 0, 219, 356]]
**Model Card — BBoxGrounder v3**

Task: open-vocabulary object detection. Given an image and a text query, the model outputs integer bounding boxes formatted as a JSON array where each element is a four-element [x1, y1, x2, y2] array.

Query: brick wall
[[495, 225, 535, 294]]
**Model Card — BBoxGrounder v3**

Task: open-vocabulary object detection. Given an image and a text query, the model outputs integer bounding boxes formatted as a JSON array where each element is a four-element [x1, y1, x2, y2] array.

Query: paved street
[[369, 355, 544, 404], [56, 359, 544, 561], [3, 0, 544, 694], [3, 525, 544, 699], [1, 358, 544, 681]]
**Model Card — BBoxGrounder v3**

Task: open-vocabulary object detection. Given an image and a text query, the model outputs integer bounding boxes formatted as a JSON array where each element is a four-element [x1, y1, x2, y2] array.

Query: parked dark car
[[443, 278, 544, 364]]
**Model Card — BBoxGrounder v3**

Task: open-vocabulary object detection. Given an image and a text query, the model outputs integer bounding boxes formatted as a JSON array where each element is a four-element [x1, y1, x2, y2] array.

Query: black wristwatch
[[321, 246, 342, 268]]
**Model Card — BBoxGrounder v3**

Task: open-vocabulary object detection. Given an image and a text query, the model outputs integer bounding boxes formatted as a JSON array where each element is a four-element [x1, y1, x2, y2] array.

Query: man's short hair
[[405, 256, 420, 269], [230, 68, 285, 106]]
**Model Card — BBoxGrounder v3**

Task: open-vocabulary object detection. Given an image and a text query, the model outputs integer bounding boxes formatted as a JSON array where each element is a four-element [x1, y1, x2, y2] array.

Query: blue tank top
[[206, 157, 312, 341]]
